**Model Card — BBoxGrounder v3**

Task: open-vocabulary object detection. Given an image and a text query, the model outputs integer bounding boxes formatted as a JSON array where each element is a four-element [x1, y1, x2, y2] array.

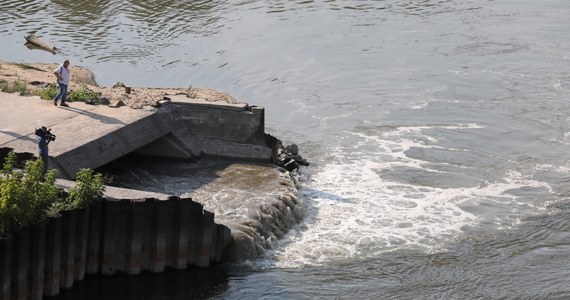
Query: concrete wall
[[0, 196, 231, 300], [170, 102, 265, 145], [137, 98, 271, 161], [50, 99, 272, 179]]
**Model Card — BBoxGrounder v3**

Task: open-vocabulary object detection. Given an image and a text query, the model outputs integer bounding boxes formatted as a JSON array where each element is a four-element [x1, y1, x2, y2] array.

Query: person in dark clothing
[[36, 127, 51, 179]]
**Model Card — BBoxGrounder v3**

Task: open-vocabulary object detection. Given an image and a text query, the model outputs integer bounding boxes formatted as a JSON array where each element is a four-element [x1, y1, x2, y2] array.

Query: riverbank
[[0, 60, 241, 109]]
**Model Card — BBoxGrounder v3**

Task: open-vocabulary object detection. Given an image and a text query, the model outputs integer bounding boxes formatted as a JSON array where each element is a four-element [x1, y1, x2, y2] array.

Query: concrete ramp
[[51, 108, 188, 178], [0, 94, 193, 178], [1, 92, 272, 179]]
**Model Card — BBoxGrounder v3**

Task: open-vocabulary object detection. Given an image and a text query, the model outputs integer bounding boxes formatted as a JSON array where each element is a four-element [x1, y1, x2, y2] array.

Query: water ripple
[[0, 0, 228, 66]]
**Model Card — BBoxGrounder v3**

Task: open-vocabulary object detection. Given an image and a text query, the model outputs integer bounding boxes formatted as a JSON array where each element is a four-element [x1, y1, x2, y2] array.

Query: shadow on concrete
[[0, 129, 37, 144], [60, 106, 126, 125]]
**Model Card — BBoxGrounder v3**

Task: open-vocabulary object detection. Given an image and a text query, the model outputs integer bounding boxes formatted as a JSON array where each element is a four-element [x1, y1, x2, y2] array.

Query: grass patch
[[0, 79, 30, 95], [186, 85, 197, 99], [34, 83, 59, 100], [68, 84, 102, 105], [35, 84, 102, 105]]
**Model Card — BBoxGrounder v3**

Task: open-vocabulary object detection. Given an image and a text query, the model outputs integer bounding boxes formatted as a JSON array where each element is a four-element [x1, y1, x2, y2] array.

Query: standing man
[[53, 59, 70, 107], [36, 127, 51, 180]]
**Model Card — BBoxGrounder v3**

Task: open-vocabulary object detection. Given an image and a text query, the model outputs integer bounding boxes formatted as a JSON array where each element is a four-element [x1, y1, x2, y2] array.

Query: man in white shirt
[[53, 59, 70, 107]]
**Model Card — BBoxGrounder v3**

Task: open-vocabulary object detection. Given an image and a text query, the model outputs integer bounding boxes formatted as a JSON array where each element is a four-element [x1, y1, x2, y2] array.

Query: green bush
[[0, 152, 59, 237], [34, 83, 59, 100], [0, 152, 104, 237], [67, 84, 101, 105], [65, 168, 105, 210]]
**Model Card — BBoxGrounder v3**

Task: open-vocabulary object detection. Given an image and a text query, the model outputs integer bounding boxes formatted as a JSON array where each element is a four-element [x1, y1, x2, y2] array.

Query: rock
[[282, 159, 298, 171], [112, 81, 126, 88], [286, 144, 299, 155], [108, 100, 125, 108], [271, 140, 309, 171], [99, 97, 111, 105]]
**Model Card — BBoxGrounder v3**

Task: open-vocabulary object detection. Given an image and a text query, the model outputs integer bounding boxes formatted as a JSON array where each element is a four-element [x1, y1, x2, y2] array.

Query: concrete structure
[[0, 193, 231, 299], [0, 143, 232, 299], [0, 92, 274, 179], [0, 92, 280, 299]]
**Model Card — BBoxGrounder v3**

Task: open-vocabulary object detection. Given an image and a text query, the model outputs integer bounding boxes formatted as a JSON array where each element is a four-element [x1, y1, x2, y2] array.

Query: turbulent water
[[2, 0, 570, 299]]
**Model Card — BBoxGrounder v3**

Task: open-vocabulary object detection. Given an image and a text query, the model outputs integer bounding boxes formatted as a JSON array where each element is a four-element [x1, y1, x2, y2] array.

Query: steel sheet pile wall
[[0, 195, 232, 300]]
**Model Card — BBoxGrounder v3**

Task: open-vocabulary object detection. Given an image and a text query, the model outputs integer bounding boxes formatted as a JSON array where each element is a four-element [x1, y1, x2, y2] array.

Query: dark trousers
[[54, 82, 68, 104], [40, 153, 48, 177]]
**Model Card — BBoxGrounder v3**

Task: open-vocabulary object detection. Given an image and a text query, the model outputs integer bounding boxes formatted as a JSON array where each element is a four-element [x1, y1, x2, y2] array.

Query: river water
[[2, 0, 570, 299]]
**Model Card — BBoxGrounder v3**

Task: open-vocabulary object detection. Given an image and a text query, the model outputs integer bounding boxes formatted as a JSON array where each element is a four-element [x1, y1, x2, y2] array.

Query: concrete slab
[[56, 179, 170, 201], [1, 90, 270, 178], [0, 92, 154, 156]]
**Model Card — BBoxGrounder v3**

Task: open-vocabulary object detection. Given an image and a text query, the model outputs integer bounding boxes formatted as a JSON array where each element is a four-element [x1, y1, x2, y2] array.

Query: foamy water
[[268, 124, 555, 268], [4, 0, 570, 298]]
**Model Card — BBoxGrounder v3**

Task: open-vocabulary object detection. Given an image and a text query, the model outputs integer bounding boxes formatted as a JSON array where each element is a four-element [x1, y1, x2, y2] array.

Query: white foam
[[263, 124, 553, 268], [535, 163, 570, 174]]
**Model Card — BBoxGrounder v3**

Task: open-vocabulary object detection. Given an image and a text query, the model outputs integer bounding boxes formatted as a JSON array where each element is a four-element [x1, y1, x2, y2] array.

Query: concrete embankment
[[0, 148, 233, 299], [0, 90, 306, 297], [0, 92, 272, 179]]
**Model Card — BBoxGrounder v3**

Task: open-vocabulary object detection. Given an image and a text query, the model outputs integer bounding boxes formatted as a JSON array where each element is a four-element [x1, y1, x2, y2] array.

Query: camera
[[35, 126, 56, 142]]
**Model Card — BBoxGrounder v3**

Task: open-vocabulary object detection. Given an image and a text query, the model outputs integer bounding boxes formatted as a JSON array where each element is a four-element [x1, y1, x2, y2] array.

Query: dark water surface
[[3, 0, 570, 298]]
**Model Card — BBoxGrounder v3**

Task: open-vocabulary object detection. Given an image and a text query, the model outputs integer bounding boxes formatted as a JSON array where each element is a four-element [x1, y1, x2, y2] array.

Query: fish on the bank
[[24, 34, 57, 54]]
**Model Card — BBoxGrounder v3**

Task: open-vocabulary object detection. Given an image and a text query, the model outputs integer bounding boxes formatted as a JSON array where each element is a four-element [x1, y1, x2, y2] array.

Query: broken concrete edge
[[55, 179, 172, 201]]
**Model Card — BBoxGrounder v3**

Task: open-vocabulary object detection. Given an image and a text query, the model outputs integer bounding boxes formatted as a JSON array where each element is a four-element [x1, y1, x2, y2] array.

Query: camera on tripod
[[35, 126, 56, 142]]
